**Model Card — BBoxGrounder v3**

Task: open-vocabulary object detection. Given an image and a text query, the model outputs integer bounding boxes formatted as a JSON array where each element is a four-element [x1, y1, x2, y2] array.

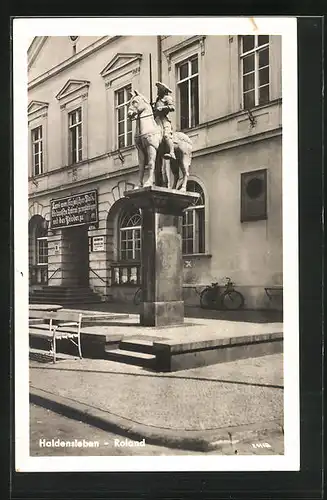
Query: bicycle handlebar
[[211, 277, 232, 286]]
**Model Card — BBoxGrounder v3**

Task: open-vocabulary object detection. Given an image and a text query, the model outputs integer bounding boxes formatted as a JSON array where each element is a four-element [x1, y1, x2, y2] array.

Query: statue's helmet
[[155, 82, 172, 94]]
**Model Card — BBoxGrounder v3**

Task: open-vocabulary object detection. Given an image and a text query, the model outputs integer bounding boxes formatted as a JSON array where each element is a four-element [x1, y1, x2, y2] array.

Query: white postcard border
[[13, 16, 299, 472]]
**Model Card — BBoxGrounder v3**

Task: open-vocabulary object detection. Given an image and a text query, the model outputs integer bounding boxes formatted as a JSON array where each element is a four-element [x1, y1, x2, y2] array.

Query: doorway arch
[[106, 197, 142, 300], [29, 214, 49, 286]]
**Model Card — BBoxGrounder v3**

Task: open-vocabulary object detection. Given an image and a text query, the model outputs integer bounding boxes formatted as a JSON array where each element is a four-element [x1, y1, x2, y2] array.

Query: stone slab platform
[[86, 316, 283, 371], [30, 313, 283, 370]]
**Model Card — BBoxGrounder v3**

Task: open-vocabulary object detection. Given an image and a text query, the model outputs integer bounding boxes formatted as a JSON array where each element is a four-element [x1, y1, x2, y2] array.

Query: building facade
[[28, 35, 283, 309]]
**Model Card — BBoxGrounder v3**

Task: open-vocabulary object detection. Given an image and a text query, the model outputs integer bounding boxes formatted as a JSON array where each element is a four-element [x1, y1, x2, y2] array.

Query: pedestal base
[[124, 186, 199, 327], [141, 301, 184, 327]]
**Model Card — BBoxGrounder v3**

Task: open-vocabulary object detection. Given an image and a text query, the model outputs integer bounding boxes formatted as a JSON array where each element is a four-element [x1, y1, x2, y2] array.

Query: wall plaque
[[50, 190, 98, 229], [92, 236, 105, 252]]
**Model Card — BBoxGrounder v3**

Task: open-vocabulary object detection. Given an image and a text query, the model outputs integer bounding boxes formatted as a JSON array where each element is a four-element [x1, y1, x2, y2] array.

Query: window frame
[[36, 236, 48, 266], [31, 125, 44, 176], [28, 101, 49, 178], [240, 35, 270, 109], [68, 107, 83, 164], [56, 79, 90, 167], [115, 84, 133, 150], [176, 55, 199, 130], [119, 208, 142, 262], [100, 53, 142, 154], [164, 36, 206, 128], [182, 180, 205, 255]]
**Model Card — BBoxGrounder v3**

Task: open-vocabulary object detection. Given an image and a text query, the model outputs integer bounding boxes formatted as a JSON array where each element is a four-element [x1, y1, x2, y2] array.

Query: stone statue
[[127, 84, 192, 191], [152, 82, 176, 160]]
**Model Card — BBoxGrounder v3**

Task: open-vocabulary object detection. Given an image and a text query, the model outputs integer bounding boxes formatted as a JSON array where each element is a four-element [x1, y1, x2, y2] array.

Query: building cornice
[[193, 127, 282, 158], [28, 36, 121, 90], [28, 37, 48, 70], [179, 98, 282, 135], [28, 125, 282, 199], [29, 164, 140, 199]]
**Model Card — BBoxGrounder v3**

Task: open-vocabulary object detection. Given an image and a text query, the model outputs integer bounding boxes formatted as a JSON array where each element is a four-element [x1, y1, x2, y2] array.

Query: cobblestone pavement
[[30, 404, 284, 456], [30, 354, 283, 432]]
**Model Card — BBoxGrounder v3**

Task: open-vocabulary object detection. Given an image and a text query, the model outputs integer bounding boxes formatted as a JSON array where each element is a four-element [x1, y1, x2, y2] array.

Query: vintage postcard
[[13, 16, 299, 472]]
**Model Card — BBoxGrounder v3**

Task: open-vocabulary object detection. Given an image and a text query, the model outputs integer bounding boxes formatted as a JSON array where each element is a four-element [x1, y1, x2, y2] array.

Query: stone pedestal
[[124, 186, 199, 327]]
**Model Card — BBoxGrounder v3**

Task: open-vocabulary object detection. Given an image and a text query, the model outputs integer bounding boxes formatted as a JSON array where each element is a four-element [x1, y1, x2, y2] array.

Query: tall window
[[182, 181, 205, 254], [33, 220, 48, 285], [115, 84, 133, 149], [37, 237, 48, 265], [68, 107, 82, 164], [177, 56, 199, 130], [119, 208, 141, 261], [31, 126, 43, 176], [241, 35, 270, 109]]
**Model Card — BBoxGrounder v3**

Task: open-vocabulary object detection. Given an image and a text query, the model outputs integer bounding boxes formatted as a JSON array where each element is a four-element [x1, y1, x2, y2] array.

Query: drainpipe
[[157, 35, 162, 82]]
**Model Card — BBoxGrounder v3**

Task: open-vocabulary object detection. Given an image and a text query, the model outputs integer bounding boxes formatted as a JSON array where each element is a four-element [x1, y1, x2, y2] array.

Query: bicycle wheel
[[133, 288, 143, 306], [200, 288, 217, 309], [222, 290, 244, 310]]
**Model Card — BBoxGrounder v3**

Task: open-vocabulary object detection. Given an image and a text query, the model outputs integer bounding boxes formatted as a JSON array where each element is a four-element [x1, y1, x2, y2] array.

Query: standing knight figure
[[153, 81, 176, 160]]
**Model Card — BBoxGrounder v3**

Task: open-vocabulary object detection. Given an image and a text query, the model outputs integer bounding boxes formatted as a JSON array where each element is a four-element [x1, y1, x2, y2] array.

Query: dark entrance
[[64, 225, 89, 286]]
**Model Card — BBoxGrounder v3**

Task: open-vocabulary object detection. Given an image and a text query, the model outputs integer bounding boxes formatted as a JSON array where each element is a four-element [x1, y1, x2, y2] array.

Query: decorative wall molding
[[28, 100, 49, 116], [100, 53, 142, 80], [28, 201, 49, 220], [164, 35, 206, 71], [56, 79, 90, 101]]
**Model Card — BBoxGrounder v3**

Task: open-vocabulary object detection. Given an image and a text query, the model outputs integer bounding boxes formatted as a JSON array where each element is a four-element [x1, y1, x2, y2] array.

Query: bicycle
[[199, 277, 245, 310]]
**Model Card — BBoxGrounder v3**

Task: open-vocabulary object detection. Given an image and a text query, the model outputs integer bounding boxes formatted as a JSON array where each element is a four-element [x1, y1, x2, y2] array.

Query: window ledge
[[177, 98, 282, 135], [111, 283, 140, 287], [112, 145, 135, 156], [183, 253, 212, 259], [111, 261, 140, 266]]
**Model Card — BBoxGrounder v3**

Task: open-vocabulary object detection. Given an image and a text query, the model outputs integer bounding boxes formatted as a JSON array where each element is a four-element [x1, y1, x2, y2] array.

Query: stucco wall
[[28, 35, 283, 310], [182, 135, 282, 308], [28, 36, 158, 176], [161, 35, 282, 127]]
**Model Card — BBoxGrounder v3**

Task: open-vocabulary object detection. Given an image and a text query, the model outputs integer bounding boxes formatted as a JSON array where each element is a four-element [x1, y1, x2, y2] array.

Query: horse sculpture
[[127, 90, 192, 191]]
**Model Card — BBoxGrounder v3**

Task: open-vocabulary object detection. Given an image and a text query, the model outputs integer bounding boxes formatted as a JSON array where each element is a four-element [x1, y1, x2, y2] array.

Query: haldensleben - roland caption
[[115, 439, 146, 447], [38, 438, 146, 448], [39, 439, 100, 448]]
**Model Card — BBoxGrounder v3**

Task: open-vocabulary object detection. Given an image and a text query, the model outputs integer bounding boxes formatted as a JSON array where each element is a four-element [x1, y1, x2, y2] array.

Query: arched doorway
[[106, 198, 142, 301], [61, 225, 89, 287], [29, 215, 49, 286]]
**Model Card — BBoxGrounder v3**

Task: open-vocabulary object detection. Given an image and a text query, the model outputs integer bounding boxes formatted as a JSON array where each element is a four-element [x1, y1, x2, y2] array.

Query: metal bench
[[29, 310, 83, 363]]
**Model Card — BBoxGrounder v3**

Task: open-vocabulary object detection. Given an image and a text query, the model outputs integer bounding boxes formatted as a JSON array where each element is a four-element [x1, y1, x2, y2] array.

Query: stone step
[[105, 348, 156, 368], [40, 285, 91, 291], [119, 339, 155, 355], [30, 296, 101, 301], [29, 347, 80, 363], [30, 291, 101, 298], [29, 297, 102, 305]]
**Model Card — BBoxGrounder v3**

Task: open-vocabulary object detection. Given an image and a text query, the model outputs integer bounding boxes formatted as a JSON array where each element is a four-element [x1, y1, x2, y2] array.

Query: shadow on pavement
[[67, 302, 283, 324]]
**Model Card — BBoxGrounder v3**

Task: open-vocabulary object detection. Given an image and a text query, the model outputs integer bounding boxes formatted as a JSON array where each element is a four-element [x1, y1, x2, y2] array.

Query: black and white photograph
[[13, 17, 299, 472]]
